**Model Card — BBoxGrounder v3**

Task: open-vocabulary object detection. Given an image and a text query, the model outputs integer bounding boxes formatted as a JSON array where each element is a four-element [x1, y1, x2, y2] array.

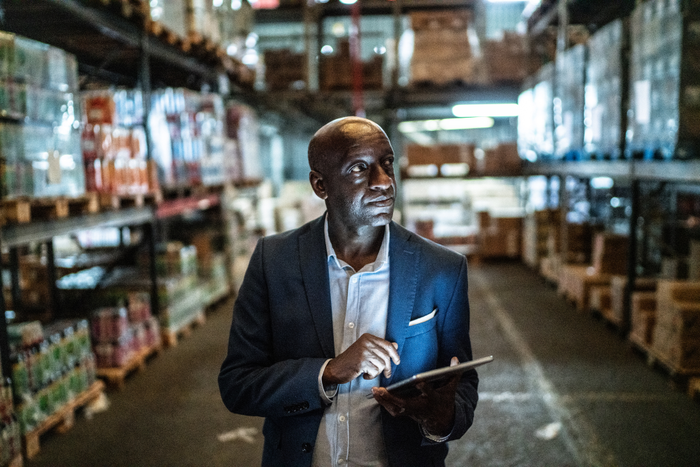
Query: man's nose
[[368, 164, 392, 190]]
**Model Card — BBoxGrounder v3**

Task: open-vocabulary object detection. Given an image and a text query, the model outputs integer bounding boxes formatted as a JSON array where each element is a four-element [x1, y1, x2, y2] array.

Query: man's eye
[[350, 165, 364, 173]]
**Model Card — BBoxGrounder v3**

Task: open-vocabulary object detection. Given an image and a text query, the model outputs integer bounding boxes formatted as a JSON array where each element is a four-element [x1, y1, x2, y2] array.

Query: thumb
[[450, 356, 460, 367]]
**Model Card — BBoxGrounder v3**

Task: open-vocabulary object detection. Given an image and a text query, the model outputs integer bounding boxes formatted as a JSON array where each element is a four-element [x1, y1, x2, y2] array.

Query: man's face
[[321, 123, 396, 230]]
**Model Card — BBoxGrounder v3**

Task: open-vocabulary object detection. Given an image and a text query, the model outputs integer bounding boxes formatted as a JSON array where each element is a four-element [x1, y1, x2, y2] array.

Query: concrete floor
[[25, 262, 700, 467]]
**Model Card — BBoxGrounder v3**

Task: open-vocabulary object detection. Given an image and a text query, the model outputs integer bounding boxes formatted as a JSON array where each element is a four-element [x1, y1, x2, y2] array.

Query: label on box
[[47, 150, 62, 185], [634, 80, 652, 124]]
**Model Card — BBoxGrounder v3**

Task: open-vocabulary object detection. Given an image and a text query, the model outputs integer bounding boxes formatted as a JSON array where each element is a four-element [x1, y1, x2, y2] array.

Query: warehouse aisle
[[25, 263, 700, 467]]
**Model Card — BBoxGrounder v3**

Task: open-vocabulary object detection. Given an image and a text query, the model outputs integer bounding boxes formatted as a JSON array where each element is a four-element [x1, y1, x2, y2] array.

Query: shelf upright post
[[46, 239, 62, 318], [623, 179, 640, 335], [139, 29, 160, 319], [391, 0, 402, 91], [9, 248, 22, 312], [557, 0, 569, 55], [0, 242, 12, 379]]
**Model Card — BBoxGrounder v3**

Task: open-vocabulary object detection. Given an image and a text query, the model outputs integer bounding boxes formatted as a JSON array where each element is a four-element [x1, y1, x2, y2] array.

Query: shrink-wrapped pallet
[[626, 0, 700, 160], [554, 44, 586, 160], [652, 281, 700, 370], [584, 19, 625, 160]]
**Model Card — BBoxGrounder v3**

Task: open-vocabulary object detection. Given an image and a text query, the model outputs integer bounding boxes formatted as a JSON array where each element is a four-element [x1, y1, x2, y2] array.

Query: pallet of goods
[[480, 143, 522, 176], [523, 209, 560, 269], [319, 39, 384, 92], [90, 292, 162, 390], [629, 291, 657, 347], [607, 276, 657, 328], [264, 49, 307, 91], [403, 143, 476, 178], [589, 285, 612, 318], [518, 62, 555, 161], [409, 9, 482, 87], [0, 33, 88, 224], [584, 18, 626, 160], [559, 232, 627, 312], [483, 32, 530, 85], [8, 320, 101, 459], [478, 211, 522, 260], [651, 281, 700, 372], [626, 0, 700, 160], [554, 44, 586, 160]]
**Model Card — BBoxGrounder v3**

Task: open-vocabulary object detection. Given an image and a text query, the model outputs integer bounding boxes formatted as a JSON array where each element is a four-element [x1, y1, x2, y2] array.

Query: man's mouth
[[368, 198, 394, 207]]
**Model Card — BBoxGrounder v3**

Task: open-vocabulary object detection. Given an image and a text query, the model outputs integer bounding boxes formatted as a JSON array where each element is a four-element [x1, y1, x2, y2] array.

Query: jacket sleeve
[[218, 238, 328, 419], [438, 256, 479, 442]]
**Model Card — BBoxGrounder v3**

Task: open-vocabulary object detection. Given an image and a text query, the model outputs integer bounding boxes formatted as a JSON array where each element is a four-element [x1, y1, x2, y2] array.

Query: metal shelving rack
[[0, 0, 252, 381]]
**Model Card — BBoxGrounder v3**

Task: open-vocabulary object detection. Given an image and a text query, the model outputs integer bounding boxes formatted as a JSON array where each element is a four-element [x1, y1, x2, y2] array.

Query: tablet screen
[[383, 355, 493, 398]]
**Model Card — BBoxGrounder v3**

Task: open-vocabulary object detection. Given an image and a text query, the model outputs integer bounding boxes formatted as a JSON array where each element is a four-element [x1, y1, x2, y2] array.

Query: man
[[219, 117, 478, 467]]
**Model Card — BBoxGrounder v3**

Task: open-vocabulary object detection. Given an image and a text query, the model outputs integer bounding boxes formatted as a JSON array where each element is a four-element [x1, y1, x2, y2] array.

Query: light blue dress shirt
[[311, 218, 391, 467]]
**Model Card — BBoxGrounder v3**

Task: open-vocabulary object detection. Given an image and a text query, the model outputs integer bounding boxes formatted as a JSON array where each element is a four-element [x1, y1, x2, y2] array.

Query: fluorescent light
[[398, 117, 494, 133], [452, 103, 519, 118], [339, 0, 357, 4], [590, 177, 614, 189], [439, 117, 494, 130]]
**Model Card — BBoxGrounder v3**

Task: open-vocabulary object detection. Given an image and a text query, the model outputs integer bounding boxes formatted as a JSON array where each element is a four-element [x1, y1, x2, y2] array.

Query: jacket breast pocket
[[406, 309, 438, 337]]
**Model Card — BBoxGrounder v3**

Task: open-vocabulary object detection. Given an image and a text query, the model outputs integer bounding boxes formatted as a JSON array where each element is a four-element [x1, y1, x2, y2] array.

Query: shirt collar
[[324, 214, 390, 272]]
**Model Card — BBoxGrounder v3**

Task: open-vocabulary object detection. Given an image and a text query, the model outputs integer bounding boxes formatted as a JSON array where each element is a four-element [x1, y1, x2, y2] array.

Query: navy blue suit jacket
[[219, 215, 478, 467]]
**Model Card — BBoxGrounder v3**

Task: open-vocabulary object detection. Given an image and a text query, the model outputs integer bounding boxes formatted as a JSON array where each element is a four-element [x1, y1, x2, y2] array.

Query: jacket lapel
[[383, 222, 420, 386], [298, 215, 335, 358]]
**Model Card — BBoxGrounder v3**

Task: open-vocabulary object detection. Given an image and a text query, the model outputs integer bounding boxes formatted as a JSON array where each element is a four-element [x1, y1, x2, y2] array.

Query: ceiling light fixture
[[452, 103, 519, 118], [398, 117, 494, 133]]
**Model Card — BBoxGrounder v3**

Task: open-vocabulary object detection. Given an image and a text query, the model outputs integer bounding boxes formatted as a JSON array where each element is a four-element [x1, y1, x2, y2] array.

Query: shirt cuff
[[419, 423, 452, 444], [318, 358, 338, 405]]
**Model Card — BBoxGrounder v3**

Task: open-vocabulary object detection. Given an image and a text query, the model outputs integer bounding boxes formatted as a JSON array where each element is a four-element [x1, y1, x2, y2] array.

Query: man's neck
[[328, 220, 386, 272]]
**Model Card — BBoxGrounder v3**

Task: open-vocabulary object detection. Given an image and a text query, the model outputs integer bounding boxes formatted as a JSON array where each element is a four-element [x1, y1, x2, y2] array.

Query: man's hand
[[371, 356, 460, 437], [323, 333, 400, 385]]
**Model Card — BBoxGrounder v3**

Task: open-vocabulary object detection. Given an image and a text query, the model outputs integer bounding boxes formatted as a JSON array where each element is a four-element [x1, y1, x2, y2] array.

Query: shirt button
[[338, 459, 345, 465], [348, 323, 355, 329], [339, 415, 346, 422], [351, 277, 358, 283]]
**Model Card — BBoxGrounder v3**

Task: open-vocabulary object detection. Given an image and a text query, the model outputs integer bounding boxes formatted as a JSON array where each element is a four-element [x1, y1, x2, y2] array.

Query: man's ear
[[309, 170, 328, 200]]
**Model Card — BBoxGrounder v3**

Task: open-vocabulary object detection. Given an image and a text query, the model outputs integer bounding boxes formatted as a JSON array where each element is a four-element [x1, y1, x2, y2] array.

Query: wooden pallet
[[161, 184, 224, 201], [1, 194, 101, 224], [98, 191, 162, 210], [23, 380, 105, 460], [96, 342, 162, 390], [629, 333, 700, 399], [162, 310, 206, 348]]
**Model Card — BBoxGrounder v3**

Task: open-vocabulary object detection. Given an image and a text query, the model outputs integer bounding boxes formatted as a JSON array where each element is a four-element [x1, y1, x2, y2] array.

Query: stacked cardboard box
[[565, 223, 594, 264], [478, 211, 522, 259], [559, 231, 625, 312], [590, 285, 612, 317], [481, 143, 522, 175], [404, 144, 476, 174], [319, 39, 383, 91], [609, 276, 657, 327], [409, 10, 479, 86], [483, 32, 530, 84], [584, 19, 625, 160], [523, 209, 560, 269], [630, 291, 657, 346], [652, 281, 700, 370], [264, 49, 306, 91], [2, 255, 50, 311], [592, 233, 628, 275], [627, 0, 700, 160]]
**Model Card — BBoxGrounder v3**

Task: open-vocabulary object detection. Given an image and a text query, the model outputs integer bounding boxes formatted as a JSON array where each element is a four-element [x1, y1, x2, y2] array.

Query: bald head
[[308, 117, 389, 175]]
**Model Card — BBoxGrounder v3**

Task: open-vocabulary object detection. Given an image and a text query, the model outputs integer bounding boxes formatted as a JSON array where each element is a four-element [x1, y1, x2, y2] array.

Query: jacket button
[[301, 443, 312, 453]]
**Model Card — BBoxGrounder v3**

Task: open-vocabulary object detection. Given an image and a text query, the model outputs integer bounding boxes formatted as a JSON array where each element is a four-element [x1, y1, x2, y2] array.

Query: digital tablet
[[368, 355, 494, 399]]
